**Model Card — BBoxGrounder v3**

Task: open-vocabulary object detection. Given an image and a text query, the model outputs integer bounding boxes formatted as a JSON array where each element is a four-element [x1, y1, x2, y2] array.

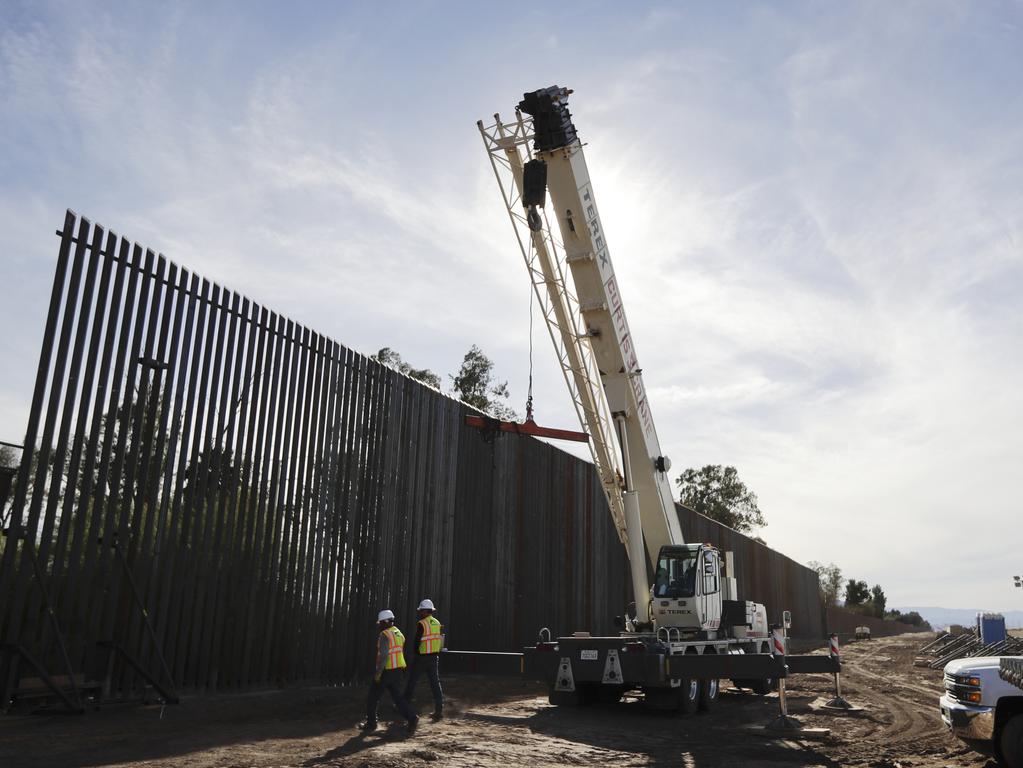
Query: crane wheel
[[748, 677, 777, 696], [678, 678, 699, 715], [698, 678, 719, 711]]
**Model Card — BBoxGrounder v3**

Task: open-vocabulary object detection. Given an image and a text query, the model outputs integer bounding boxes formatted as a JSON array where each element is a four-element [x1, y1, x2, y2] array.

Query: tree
[[0, 445, 16, 469], [885, 609, 930, 629], [449, 345, 517, 421], [675, 465, 766, 534], [870, 584, 887, 618], [0, 445, 19, 524], [808, 561, 844, 606], [372, 347, 441, 389], [844, 579, 870, 606]]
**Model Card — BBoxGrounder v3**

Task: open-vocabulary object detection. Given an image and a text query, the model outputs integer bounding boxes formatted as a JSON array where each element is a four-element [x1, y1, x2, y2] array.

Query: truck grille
[[944, 673, 980, 703]]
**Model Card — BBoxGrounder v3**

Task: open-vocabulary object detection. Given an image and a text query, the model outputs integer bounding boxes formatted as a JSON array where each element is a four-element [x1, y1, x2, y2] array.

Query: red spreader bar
[[465, 415, 590, 443]]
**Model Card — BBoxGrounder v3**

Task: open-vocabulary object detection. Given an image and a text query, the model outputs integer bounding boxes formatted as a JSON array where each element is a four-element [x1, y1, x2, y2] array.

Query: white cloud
[[0, 1, 1020, 609]]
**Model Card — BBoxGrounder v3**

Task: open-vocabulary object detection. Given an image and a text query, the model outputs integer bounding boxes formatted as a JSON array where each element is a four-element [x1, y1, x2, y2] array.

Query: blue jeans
[[366, 668, 416, 725], [403, 653, 443, 711]]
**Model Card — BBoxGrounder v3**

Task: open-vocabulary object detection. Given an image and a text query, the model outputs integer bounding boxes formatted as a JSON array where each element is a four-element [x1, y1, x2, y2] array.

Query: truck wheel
[[678, 678, 699, 715], [748, 677, 776, 696], [1000, 713, 1023, 768], [698, 678, 719, 711]]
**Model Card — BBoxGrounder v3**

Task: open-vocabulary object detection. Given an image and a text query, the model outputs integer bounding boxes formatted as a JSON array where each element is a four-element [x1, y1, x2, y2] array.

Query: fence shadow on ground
[[0, 687, 361, 768], [460, 692, 843, 768], [0, 679, 541, 768]]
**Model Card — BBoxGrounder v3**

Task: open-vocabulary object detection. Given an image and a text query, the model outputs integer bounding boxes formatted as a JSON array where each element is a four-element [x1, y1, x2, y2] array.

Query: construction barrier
[[0, 211, 827, 704]]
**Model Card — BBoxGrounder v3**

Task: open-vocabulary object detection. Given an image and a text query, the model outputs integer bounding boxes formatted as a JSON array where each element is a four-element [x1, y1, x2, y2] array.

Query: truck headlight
[[967, 690, 982, 703], [967, 676, 981, 687]]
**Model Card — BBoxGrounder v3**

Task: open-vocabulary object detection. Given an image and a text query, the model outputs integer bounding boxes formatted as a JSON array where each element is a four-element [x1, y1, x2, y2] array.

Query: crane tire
[[698, 678, 719, 711], [748, 677, 776, 696], [678, 678, 699, 715]]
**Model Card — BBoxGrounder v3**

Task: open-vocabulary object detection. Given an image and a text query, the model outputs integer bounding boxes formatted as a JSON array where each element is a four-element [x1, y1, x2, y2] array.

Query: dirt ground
[[0, 633, 998, 767]]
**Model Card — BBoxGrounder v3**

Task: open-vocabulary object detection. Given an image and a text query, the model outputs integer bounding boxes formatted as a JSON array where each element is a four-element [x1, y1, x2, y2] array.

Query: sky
[[1, 1, 1021, 610]]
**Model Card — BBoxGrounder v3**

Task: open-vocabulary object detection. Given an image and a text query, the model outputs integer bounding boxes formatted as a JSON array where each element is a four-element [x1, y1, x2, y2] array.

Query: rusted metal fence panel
[[676, 506, 826, 640], [0, 211, 824, 704]]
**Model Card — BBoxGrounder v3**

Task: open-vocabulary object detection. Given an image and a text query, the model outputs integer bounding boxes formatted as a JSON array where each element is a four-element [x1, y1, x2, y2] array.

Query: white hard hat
[[418, 599, 435, 611], [377, 609, 395, 622]]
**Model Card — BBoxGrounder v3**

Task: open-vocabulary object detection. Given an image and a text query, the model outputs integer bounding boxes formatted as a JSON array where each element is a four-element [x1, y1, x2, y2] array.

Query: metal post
[[110, 535, 178, 703], [5, 526, 82, 712], [822, 633, 862, 713], [832, 634, 844, 698], [765, 625, 804, 732]]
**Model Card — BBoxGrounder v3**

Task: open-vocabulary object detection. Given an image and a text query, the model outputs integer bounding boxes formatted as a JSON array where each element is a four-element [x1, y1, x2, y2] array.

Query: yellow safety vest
[[379, 626, 407, 670], [418, 615, 443, 654]]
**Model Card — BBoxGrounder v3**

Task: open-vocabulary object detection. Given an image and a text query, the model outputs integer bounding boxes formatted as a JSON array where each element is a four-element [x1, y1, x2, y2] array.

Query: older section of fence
[[826, 607, 929, 639], [677, 507, 826, 639], [0, 211, 823, 704]]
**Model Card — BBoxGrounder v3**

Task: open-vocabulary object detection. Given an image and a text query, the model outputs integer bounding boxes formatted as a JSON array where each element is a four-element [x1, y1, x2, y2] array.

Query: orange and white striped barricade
[[822, 633, 863, 713]]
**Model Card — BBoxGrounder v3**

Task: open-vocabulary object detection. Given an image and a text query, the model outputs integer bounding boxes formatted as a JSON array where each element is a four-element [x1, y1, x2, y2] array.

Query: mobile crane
[[476, 86, 836, 711]]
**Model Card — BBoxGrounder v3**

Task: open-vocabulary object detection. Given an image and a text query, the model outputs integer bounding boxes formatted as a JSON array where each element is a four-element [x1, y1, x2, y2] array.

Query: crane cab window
[[703, 551, 719, 594], [654, 547, 700, 598]]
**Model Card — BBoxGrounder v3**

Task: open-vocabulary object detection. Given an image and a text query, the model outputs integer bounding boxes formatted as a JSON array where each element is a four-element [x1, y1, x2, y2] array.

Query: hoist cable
[[526, 276, 535, 421]]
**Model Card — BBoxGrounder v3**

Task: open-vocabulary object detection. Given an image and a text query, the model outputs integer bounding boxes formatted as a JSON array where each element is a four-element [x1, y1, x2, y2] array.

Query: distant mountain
[[895, 607, 1023, 630]]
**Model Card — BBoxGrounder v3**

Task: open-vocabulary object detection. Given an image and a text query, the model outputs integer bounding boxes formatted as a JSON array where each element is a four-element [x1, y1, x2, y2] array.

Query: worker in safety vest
[[360, 609, 418, 734], [403, 598, 444, 719]]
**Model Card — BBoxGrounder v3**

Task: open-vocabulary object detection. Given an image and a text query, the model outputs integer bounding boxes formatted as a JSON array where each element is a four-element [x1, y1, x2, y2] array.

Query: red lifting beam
[[465, 415, 589, 443]]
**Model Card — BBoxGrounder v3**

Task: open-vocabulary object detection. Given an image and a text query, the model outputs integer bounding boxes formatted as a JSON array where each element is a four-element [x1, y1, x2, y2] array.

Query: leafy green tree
[[450, 345, 517, 420], [0, 444, 20, 522], [808, 561, 844, 606], [675, 465, 766, 534], [844, 579, 870, 606], [0, 445, 16, 468], [372, 347, 441, 389], [870, 584, 887, 618], [885, 609, 930, 629]]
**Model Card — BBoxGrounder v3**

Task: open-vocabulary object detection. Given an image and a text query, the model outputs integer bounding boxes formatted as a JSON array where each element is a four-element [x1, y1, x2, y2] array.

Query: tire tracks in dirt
[[832, 636, 952, 759]]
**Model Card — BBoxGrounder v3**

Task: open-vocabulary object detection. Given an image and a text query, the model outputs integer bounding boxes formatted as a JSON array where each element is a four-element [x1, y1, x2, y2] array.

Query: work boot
[[431, 709, 443, 721], [407, 715, 419, 735], [358, 721, 378, 733]]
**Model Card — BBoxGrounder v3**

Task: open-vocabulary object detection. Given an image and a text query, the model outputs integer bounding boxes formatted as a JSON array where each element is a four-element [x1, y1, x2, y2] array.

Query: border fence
[[0, 211, 823, 707]]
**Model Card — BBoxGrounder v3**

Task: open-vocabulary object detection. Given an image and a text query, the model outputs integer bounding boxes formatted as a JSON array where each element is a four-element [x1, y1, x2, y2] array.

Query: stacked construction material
[[917, 632, 954, 654], [918, 631, 1023, 669], [914, 631, 979, 668], [1000, 657, 1023, 690]]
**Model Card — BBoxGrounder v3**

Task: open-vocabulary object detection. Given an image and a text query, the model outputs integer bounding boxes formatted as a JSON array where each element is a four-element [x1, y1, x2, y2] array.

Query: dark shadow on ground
[[0, 678, 539, 768], [461, 690, 843, 768], [302, 726, 413, 767]]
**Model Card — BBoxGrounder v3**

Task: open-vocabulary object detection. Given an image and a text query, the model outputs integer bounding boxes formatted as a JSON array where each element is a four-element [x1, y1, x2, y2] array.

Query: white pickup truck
[[940, 656, 1023, 767]]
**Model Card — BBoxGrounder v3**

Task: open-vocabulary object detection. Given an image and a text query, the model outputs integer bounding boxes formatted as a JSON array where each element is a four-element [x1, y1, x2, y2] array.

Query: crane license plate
[[579, 650, 598, 660]]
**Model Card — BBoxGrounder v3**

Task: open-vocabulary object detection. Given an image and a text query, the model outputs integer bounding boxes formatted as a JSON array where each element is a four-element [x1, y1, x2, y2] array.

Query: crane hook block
[[522, 159, 548, 208]]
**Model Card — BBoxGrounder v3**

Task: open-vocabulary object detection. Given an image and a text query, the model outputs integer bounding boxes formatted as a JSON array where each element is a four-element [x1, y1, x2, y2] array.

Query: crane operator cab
[[650, 544, 725, 635]]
